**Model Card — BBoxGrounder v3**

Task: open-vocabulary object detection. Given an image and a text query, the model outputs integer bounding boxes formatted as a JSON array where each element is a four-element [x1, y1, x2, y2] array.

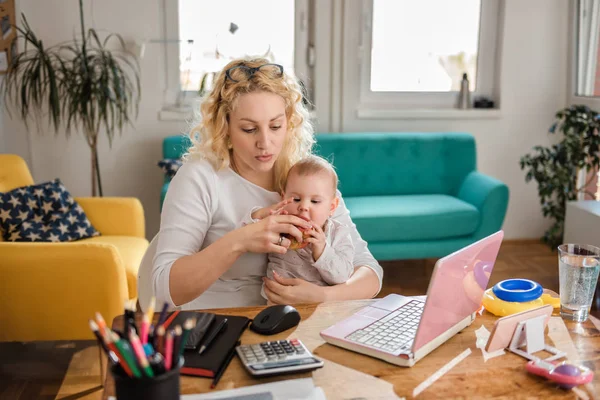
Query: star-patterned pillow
[[158, 158, 183, 179], [0, 179, 100, 242]]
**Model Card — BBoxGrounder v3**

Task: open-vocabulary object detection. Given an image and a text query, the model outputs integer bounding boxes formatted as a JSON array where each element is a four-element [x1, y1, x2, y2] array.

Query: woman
[[152, 58, 382, 309]]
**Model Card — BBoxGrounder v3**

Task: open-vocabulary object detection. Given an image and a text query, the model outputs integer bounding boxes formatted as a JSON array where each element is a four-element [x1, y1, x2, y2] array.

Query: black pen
[[210, 340, 240, 389], [199, 318, 228, 355]]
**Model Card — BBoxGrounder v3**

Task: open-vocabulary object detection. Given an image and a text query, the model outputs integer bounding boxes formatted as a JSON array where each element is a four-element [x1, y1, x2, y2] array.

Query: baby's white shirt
[[241, 210, 355, 291]]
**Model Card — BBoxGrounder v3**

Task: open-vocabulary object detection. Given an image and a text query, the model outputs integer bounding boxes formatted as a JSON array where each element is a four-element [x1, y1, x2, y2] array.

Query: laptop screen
[[412, 231, 504, 352]]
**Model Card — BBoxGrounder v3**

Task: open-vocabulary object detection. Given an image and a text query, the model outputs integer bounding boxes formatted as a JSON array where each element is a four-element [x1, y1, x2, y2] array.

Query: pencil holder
[[111, 357, 183, 400]]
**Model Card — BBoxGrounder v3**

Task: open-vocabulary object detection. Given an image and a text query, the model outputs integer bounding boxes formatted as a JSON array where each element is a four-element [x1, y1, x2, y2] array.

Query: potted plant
[[520, 104, 600, 249], [2, 0, 140, 196]]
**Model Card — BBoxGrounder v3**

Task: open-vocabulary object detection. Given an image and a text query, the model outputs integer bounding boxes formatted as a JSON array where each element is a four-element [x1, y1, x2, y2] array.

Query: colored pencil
[[156, 325, 166, 356], [89, 319, 110, 354], [178, 318, 195, 359], [141, 314, 150, 345], [125, 299, 138, 335], [95, 312, 107, 338], [172, 325, 182, 365], [165, 330, 174, 371], [123, 300, 130, 337], [129, 330, 154, 378], [112, 332, 142, 378], [104, 327, 134, 377], [145, 296, 155, 322], [156, 302, 169, 328]]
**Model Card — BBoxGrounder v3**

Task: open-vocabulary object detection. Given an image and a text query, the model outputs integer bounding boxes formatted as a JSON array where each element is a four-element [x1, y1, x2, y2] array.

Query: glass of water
[[558, 244, 600, 322]]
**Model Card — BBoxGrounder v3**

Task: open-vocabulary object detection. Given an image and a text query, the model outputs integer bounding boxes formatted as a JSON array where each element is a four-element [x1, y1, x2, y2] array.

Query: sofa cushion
[[314, 132, 476, 197], [0, 179, 100, 242], [79, 235, 149, 299], [344, 195, 480, 242]]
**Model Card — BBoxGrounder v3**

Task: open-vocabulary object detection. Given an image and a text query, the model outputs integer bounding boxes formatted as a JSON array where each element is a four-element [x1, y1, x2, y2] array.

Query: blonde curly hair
[[186, 57, 314, 193]]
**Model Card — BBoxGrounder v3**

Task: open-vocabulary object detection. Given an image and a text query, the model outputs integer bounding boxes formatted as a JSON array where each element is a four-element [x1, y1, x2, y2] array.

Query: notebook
[[164, 311, 250, 377]]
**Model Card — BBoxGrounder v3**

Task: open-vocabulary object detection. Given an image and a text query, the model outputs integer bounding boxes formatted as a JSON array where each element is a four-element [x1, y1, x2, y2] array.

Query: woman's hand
[[235, 214, 312, 255], [262, 271, 327, 304], [251, 198, 293, 220]]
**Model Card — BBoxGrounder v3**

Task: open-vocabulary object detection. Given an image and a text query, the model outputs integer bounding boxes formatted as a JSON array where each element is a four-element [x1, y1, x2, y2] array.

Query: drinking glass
[[558, 244, 600, 322]]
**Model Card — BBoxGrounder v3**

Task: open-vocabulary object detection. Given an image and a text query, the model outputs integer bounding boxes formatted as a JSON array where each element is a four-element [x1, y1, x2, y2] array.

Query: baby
[[241, 155, 355, 299]]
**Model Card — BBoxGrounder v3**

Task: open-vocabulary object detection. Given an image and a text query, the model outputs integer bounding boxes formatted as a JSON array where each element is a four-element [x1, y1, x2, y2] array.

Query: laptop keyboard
[[345, 300, 425, 353]]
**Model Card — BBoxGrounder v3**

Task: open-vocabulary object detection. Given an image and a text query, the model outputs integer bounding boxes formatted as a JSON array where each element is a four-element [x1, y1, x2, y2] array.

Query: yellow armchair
[[0, 154, 149, 341]]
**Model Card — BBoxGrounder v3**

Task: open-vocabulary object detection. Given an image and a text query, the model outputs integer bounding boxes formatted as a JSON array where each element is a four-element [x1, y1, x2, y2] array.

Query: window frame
[[567, 0, 600, 201], [352, 0, 502, 114], [568, 0, 600, 108], [160, 0, 311, 109]]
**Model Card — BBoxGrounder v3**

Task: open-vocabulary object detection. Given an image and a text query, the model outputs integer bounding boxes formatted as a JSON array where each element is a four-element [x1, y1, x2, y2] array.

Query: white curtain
[[577, 0, 600, 96]]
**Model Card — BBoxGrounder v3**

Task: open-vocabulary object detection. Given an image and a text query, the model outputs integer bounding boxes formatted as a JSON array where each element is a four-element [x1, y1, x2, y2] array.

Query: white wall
[[318, 0, 569, 240], [2, 0, 570, 241], [3, 0, 189, 239]]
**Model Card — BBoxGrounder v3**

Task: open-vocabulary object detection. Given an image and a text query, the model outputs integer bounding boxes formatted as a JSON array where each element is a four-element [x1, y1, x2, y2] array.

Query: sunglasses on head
[[225, 63, 284, 83]]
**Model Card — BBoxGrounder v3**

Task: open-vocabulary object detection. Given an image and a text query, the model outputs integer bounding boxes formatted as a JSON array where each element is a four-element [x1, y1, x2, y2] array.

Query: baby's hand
[[305, 224, 327, 261], [251, 197, 294, 220]]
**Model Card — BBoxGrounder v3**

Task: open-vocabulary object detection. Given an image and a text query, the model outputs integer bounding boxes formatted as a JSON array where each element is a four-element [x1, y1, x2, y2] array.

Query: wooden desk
[[57, 300, 600, 399]]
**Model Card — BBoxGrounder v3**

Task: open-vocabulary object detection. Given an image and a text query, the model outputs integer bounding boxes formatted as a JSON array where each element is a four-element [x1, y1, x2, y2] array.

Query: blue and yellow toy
[[482, 278, 561, 317]]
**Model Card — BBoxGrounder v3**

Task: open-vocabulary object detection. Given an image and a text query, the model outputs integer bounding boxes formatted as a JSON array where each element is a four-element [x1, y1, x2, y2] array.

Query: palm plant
[[2, 0, 140, 196]]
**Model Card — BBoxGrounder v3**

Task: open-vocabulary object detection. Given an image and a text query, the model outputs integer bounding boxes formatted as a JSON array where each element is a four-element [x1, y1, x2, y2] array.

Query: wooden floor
[[0, 240, 596, 400]]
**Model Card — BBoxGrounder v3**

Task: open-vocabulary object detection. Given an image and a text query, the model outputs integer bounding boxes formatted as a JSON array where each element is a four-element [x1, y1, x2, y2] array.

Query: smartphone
[[485, 305, 553, 353]]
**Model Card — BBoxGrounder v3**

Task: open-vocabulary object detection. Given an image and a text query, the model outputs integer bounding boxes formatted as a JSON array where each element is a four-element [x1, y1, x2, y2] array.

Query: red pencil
[[104, 327, 134, 377]]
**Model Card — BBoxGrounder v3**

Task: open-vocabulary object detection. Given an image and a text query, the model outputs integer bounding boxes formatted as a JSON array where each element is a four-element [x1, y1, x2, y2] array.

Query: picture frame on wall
[[0, 0, 16, 74]]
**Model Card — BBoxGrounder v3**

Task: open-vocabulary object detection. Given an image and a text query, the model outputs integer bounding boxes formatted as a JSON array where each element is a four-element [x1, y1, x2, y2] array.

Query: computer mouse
[[250, 305, 301, 335]]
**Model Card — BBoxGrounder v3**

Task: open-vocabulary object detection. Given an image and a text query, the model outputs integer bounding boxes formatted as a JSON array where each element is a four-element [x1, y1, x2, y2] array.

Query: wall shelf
[[356, 108, 502, 120]]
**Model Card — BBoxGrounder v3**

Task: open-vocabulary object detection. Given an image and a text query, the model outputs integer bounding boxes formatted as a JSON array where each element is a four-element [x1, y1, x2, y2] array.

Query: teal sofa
[[160, 132, 509, 261], [160, 135, 190, 207]]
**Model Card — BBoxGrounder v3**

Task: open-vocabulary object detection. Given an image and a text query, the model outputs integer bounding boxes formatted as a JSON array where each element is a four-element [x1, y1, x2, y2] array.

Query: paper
[[524, 316, 546, 353], [474, 325, 490, 349], [412, 348, 471, 397], [183, 378, 324, 400], [108, 378, 325, 400], [474, 325, 505, 362]]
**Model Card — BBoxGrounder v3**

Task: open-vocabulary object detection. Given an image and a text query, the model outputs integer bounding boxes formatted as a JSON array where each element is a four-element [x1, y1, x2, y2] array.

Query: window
[[370, 0, 480, 93], [575, 0, 600, 97], [178, 0, 295, 94], [162, 0, 311, 110], [353, 0, 500, 112]]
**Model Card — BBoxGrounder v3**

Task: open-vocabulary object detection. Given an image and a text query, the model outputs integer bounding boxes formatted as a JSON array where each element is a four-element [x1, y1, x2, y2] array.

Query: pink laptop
[[320, 231, 504, 367]]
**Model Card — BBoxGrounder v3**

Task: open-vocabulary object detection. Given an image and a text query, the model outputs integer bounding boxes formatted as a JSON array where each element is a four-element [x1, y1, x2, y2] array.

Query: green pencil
[[111, 332, 142, 378], [178, 318, 196, 358]]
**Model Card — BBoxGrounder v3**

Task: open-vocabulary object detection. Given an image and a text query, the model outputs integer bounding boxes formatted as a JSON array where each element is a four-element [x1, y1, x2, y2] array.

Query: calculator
[[236, 339, 324, 377]]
